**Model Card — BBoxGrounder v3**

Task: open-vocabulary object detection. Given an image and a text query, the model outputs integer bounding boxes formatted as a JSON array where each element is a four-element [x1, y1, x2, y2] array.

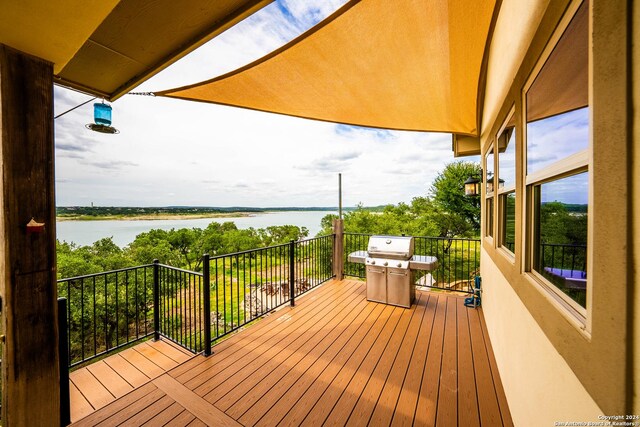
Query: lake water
[[56, 210, 335, 247]]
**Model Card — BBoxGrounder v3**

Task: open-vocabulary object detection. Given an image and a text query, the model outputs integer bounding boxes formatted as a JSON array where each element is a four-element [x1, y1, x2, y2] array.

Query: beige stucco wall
[[481, 0, 548, 136], [480, 248, 602, 425]]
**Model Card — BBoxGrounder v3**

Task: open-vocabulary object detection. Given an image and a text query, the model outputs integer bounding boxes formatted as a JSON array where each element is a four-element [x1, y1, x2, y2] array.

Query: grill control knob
[[397, 262, 402, 267], [371, 260, 375, 265], [384, 261, 388, 266]]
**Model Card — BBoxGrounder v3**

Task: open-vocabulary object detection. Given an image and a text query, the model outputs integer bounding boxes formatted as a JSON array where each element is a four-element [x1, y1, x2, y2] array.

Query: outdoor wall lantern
[[485, 175, 505, 193], [86, 101, 119, 134], [464, 175, 482, 197]]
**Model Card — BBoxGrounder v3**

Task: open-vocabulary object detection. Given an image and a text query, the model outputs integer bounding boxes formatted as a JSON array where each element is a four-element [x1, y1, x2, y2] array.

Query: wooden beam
[[0, 44, 59, 426]]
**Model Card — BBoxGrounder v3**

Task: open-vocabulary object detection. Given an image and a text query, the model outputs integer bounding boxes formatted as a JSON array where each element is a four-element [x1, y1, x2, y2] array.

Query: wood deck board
[[436, 295, 459, 426], [171, 280, 348, 382], [479, 310, 514, 427], [236, 292, 374, 425], [195, 281, 363, 399], [140, 401, 185, 426], [219, 286, 369, 418], [154, 374, 241, 427], [107, 394, 175, 427], [71, 338, 196, 423], [118, 346, 165, 378], [368, 293, 430, 427], [272, 302, 390, 427], [163, 410, 196, 427], [468, 307, 505, 427], [172, 280, 359, 387], [456, 297, 481, 427], [415, 293, 448, 426], [70, 381, 95, 421], [295, 302, 401, 426], [390, 294, 437, 427], [70, 367, 115, 410], [346, 293, 428, 426], [103, 354, 150, 387], [146, 339, 193, 363], [133, 342, 180, 371], [322, 303, 409, 426], [249, 297, 384, 427], [73, 383, 161, 426], [86, 361, 133, 399], [71, 280, 513, 427]]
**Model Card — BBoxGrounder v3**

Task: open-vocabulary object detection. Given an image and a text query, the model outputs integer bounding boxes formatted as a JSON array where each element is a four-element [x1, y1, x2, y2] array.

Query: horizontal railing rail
[[344, 232, 480, 294]]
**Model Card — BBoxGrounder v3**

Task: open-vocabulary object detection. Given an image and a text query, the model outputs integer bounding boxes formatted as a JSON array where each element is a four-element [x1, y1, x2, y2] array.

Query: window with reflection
[[533, 173, 588, 307], [498, 112, 516, 254], [485, 144, 495, 239], [486, 198, 494, 238], [500, 192, 516, 252], [485, 146, 495, 194], [525, 0, 589, 311]]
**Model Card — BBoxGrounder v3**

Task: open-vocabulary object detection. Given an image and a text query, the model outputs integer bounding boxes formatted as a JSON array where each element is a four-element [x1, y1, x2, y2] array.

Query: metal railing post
[[153, 259, 160, 341], [203, 254, 212, 356], [332, 219, 344, 280], [289, 240, 295, 307], [57, 298, 70, 426]]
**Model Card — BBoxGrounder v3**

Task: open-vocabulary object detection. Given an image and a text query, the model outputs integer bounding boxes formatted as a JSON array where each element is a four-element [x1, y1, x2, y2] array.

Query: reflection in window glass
[[533, 172, 588, 307], [486, 147, 494, 193], [486, 198, 494, 238], [527, 108, 589, 174], [499, 127, 516, 188], [501, 192, 515, 253]]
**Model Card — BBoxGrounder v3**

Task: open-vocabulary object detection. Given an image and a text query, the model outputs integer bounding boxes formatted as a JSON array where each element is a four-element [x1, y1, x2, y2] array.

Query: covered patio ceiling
[[157, 0, 498, 137], [0, 0, 272, 100]]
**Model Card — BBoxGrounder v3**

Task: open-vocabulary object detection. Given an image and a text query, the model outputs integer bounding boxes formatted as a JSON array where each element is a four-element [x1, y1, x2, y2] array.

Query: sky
[[53, 0, 475, 208]]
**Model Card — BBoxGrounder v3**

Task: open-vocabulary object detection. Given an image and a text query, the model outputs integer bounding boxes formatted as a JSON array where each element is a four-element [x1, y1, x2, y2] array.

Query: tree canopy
[[319, 161, 481, 237], [57, 222, 309, 279]]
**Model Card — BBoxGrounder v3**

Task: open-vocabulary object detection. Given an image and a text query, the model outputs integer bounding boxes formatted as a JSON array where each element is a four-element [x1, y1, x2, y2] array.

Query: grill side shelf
[[347, 250, 367, 264], [409, 255, 438, 271]]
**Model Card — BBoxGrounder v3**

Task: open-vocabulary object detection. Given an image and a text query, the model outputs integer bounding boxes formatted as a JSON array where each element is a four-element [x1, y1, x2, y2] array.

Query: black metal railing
[[57, 235, 335, 367], [540, 242, 587, 272], [156, 263, 205, 353], [343, 233, 480, 293], [414, 236, 480, 292], [57, 265, 155, 367], [205, 235, 334, 345]]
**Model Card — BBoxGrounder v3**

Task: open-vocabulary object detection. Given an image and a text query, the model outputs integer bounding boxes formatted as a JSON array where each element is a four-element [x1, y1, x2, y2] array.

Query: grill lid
[[367, 235, 415, 260]]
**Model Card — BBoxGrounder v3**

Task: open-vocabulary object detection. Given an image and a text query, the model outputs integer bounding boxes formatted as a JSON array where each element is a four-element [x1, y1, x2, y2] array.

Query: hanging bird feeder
[[86, 101, 119, 134]]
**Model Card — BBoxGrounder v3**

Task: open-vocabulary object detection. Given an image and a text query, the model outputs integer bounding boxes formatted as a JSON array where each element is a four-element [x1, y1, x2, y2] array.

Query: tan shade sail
[[158, 0, 498, 136]]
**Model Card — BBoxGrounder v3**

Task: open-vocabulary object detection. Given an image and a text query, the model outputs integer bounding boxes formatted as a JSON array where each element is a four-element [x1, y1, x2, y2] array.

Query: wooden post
[[0, 45, 59, 426], [332, 219, 344, 281]]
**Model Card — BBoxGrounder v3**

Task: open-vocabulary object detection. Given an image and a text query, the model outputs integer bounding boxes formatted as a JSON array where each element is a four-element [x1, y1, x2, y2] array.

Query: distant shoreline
[[56, 212, 255, 222]]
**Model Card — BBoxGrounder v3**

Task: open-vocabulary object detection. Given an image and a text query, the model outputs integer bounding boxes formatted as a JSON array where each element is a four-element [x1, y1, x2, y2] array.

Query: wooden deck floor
[[72, 279, 512, 426], [70, 338, 194, 422]]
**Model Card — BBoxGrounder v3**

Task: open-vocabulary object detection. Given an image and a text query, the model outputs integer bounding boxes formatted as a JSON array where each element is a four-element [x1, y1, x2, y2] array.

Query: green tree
[[127, 229, 178, 265], [429, 161, 481, 236]]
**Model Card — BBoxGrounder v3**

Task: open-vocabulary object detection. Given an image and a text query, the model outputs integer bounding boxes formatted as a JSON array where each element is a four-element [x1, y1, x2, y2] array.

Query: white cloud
[[53, 0, 470, 208]]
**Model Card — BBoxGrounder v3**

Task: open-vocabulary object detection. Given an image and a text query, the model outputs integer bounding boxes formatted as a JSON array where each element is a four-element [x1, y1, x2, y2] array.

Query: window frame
[[484, 142, 496, 243], [496, 107, 517, 258], [522, 0, 590, 322]]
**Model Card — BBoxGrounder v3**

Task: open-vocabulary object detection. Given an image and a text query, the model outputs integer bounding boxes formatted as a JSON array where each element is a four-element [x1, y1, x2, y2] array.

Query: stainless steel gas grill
[[348, 235, 438, 308]]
